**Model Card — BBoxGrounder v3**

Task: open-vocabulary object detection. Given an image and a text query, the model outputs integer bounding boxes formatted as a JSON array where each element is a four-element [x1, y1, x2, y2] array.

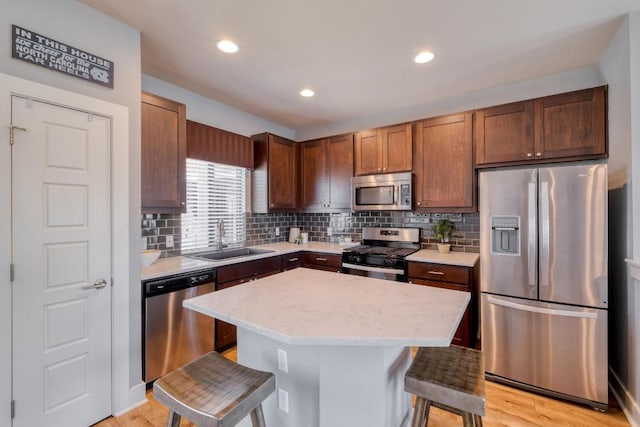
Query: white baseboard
[[610, 367, 640, 427], [113, 381, 148, 416]]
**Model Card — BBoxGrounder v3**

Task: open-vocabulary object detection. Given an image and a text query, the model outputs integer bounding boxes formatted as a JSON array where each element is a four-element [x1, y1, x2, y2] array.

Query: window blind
[[181, 158, 246, 252]]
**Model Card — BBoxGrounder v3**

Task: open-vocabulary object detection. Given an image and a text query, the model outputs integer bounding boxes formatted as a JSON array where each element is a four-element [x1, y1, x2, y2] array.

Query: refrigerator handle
[[527, 182, 537, 287], [487, 296, 598, 319], [540, 181, 550, 288]]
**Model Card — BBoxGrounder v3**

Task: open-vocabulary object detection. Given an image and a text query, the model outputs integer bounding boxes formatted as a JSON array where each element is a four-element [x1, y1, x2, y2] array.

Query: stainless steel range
[[341, 227, 421, 282]]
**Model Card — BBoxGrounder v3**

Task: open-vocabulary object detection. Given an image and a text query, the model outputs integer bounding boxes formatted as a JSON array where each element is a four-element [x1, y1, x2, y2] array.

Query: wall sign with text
[[11, 25, 114, 88]]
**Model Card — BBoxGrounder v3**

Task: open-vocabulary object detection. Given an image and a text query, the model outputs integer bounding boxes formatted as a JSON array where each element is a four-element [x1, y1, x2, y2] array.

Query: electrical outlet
[[277, 349, 288, 372], [327, 227, 332, 236], [166, 235, 174, 248], [275, 227, 280, 236], [278, 388, 289, 413]]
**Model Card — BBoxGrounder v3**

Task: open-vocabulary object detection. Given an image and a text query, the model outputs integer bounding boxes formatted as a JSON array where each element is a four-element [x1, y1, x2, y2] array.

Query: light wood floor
[[94, 347, 629, 427]]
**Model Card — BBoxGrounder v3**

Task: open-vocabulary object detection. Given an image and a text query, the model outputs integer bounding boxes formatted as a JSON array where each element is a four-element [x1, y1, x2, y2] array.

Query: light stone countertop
[[184, 267, 470, 346], [406, 249, 479, 267], [141, 241, 351, 280]]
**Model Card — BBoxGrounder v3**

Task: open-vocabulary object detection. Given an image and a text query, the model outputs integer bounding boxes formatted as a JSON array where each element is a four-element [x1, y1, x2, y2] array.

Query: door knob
[[83, 279, 107, 290]]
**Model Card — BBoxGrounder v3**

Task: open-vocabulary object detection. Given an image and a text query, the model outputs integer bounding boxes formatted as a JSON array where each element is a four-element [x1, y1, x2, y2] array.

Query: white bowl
[[141, 249, 161, 266]]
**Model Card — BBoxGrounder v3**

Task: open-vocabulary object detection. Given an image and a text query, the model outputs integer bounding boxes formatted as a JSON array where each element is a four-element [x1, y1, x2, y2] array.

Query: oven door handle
[[342, 262, 404, 276]]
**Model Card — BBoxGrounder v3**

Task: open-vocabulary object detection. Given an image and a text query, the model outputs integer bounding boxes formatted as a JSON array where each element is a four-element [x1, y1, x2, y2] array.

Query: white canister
[[289, 227, 300, 243], [300, 232, 309, 244]]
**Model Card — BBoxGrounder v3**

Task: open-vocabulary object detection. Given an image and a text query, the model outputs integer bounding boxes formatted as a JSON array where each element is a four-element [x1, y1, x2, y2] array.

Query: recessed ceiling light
[[217, 40, 238, 53], [414, 51, 435, 64], [300, 89, 315, 97]]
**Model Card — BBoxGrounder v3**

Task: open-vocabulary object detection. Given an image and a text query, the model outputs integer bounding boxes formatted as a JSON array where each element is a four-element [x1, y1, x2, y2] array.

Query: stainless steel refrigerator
[[480, 162, 608, 409]]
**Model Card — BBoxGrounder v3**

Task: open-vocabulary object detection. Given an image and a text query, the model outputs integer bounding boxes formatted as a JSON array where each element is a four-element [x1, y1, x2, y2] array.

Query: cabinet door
[[474, 101, 534, 165], [327, 134, 354, 209], [268, 135, 299, 210], [301, 138, 329, 210], [214, 280, 239, 350], [381, 123, 412, 173], [354, 129, 382, 175], [415, 113, 474, 211], [215, 268, 281, 350], [141, 92, 186, 212], [534, 86, 606, 159]]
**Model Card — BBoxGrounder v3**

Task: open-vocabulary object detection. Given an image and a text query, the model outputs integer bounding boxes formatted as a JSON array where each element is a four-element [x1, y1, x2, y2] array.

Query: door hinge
[[10, 264, 14, 282], [8, 125, 27, 145], [11, 400, 15, 419]]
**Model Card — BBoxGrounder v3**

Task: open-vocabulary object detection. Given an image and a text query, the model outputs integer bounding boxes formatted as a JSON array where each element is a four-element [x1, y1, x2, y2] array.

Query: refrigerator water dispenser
[[490, 216, 519, 255]]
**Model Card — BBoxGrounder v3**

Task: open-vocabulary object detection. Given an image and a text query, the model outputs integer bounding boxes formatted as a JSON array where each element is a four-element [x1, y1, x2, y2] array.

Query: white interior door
[[11, 95, 112, 427]]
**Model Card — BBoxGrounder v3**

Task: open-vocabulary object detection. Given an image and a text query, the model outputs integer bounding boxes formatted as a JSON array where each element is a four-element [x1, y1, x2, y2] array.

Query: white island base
[[237, 328, 411, 427]]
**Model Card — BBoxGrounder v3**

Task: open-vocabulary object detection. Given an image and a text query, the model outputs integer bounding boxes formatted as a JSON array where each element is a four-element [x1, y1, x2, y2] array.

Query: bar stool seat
[[153, 351, 276, 427], [404, 345, 485, 427]]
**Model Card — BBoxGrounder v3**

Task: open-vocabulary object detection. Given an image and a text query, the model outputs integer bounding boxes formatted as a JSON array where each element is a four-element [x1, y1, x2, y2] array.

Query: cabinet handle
[[316, 257, 327, 261], [288, 257, 299, 262], [417, 202, 421, 206], [377, 167, 381, 172], [427, 270, 445, 275], [526, 152, 533, 158], [536, 152, 542, 157], [180, 201, 186, 206]]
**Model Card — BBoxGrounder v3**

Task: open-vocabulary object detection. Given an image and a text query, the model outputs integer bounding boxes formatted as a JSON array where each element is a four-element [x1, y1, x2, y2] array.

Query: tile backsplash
[[142, 211, 480, 258]]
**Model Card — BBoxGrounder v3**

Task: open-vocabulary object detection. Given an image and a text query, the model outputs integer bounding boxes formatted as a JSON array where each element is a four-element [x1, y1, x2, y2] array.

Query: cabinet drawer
[[281, 252, 302, 271], [217, 256, 281, 283], [302, 252, 342, 270], [409, 278, 469, 292], [407, 262, 470, 285]]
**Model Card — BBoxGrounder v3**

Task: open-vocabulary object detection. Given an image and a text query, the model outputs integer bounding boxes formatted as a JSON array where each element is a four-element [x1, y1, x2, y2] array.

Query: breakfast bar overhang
[[184, 267, 470, 427]]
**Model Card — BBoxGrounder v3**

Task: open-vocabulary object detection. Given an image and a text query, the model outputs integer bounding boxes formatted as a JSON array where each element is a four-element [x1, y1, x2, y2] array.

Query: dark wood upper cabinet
[[327, 134, 355, 210], [141, 92, 186, 213], [354, 123, 412, 175], [414, 112, 475, 212], [474, 101, 534, 165], [301, 138, 327, 210], [535, 87, 607, 159], [186, 120, 253, 169], [252, 133, 299, 212], [475, 86, 607, 167], [301, 134, 354, 211]]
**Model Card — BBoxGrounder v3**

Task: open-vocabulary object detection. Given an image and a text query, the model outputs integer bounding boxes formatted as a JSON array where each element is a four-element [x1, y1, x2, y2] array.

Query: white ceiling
[[80, 0, 640, 133]]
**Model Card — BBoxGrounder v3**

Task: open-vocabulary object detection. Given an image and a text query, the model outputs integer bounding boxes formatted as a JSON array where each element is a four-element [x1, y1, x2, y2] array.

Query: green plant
[[431, 219, 455, 243]]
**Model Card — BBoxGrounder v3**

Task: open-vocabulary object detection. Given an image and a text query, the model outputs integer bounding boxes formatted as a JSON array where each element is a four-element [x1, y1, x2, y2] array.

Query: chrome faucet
[[217, 219, 225, 251]]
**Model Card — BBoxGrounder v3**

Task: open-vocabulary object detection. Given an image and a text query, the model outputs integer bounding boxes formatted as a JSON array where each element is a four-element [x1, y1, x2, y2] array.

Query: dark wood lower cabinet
[[214, 257, 281, 350], [281, 252, 303, 271], [407, 261, 479, 348], [302, 252, 342, 272]]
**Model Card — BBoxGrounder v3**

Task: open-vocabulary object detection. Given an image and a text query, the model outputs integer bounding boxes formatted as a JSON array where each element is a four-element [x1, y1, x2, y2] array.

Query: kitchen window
[[181, 158, 247, 251]]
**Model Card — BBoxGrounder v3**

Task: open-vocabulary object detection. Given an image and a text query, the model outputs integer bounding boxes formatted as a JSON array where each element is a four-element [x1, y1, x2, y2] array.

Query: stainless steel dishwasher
[[142, 268, 216, 383]]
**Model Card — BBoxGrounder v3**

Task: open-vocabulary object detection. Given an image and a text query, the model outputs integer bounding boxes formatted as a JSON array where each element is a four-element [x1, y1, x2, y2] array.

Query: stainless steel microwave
[[351, 172, 413, 211]]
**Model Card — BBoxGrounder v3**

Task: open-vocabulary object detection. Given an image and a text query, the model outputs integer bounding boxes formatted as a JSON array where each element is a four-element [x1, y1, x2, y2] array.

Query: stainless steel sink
[[187, 247, 274, 261]]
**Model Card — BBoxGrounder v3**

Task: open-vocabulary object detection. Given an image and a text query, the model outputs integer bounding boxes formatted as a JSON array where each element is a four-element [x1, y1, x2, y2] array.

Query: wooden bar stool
[[404, 345, 485, 427], [153, 351, 276, 427]]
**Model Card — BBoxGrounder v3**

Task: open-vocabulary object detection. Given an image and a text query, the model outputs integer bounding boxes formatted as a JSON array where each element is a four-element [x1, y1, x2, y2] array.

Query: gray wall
[[598, 11, 640, 425]]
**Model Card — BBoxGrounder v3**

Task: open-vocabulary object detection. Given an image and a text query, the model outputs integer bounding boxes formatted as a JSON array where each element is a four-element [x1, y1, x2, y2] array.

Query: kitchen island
[[184, 267, 470, 427]]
